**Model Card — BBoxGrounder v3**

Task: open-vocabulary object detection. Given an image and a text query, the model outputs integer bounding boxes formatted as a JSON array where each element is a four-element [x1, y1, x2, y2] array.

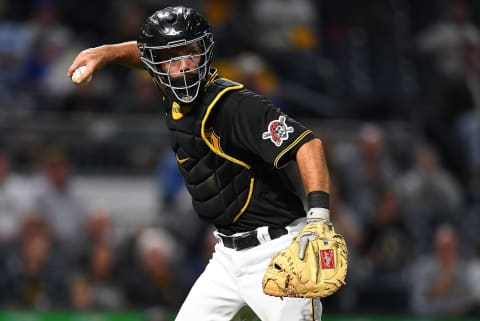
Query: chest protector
[[166, 78, 254, 226]]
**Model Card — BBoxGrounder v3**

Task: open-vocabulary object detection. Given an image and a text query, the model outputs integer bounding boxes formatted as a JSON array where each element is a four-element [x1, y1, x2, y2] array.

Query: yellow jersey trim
[[175, 153, 189, 164], [205, 68, 219, 88], [273, 130, 313, 168], [200, 79, 254, 222], [233, 178, 255, 222]]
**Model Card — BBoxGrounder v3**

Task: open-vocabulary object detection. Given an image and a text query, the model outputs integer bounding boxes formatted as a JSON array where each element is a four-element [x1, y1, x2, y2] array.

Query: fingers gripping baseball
[[67, 46, 109, 83]]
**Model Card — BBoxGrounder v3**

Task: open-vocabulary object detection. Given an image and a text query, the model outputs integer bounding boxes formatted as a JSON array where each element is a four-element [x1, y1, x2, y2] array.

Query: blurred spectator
[[87, 208, 114, 246], [415, 1, 480, 183], [0, 2, 33, 110], [357, 188, 411, 313], [417, 0, 480, 80], [78, 242, 125, 310], [460, 202, 480, 258], [248, 0, 319, 53], [24, 0, 84, 108], [215, 53, 283, 109], [120, 227, 185, 311], [155, 151, 185, 210], [88, 243, 124, 309], [467, 257, 480, 315], [1, 217, 69, 309], [18, 0, 116, 115], [114, 70, 163, 114], [396, 144, 462, 253], [0, 149, 30, 244], [69, 275, 93, 311], [409, 223, 475, 317], [453, 41, 480, 198], [200, 0, 245, 58], [324, 180, 365, 313], [73, 209, 118, 273], [330, 181, 364, 251], [179, 226, 217, 290], [337, 123, 398, 225], [245, 0, 338, 117], [29, 145, 90, 259], [419, 72, 474, 184], [155, 151, 207, 253]]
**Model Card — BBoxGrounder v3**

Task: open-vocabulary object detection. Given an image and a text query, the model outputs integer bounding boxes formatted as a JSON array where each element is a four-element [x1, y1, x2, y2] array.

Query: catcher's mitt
[[262, 220, 348, 298]]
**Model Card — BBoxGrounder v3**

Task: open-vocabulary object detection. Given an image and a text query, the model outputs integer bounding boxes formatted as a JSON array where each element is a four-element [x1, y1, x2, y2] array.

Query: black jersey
[[166, 75, 314, 234]]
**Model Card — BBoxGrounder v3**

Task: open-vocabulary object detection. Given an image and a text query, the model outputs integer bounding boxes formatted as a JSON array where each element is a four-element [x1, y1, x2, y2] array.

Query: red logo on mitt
[[320, 249, 335, 269]]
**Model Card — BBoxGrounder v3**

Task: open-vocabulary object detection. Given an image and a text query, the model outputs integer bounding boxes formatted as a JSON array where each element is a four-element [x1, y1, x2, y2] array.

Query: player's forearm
[[102, 41, 143, 69], [68, 41, 143, 81], [296, 138, 330, 194]]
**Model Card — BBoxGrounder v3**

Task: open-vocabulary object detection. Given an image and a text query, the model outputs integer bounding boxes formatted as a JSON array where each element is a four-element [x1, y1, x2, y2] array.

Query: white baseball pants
[[174, 219, 322, 321]]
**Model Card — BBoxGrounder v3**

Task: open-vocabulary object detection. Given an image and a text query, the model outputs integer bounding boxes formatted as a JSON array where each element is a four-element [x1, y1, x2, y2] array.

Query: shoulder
[[220, 84, 277, 116], [210, 78, 270, 104], [206, 77, 280, 124]]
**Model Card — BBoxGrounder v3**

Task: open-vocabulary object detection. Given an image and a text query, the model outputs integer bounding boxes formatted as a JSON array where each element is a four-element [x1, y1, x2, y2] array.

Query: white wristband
[[307, 208, 330, 222]]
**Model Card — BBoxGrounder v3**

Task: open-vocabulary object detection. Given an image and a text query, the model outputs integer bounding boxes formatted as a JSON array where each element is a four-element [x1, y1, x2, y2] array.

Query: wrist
[[307, 191, 329, 209], [307, 191, 330, 222], [307, 207, 330, 222]]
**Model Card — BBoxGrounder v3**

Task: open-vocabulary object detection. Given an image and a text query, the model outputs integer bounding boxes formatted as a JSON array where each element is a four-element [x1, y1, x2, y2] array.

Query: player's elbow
[[297, 138, 324, 155], [296, 138, 326, 162]]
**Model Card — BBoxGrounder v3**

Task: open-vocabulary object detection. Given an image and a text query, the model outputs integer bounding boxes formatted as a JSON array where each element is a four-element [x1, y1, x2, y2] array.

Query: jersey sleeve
[[227, 92, 315, 168]]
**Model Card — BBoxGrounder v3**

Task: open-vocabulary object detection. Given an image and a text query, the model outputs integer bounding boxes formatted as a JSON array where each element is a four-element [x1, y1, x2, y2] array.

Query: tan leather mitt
[[262, 221, 348, 298]]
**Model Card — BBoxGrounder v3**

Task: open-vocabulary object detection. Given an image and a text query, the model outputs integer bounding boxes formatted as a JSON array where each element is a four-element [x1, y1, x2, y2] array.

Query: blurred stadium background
[[1, 0, 480, 320]]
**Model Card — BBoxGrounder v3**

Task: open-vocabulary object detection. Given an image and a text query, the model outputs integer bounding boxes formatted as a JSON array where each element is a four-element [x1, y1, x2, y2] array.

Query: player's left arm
[[263, 137, 348, 299], [295, 138, 330, 195], [296, 138, 333, 260]]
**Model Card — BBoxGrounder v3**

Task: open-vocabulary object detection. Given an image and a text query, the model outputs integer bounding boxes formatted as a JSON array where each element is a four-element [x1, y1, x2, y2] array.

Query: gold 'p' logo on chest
[[205, 128, 222, 153], [172, 101, 193, 120]]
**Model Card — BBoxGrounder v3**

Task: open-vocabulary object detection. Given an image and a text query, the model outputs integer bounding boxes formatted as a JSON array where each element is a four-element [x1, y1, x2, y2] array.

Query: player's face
[[141, 39, 209, 103], [156, 43, 202, 79]]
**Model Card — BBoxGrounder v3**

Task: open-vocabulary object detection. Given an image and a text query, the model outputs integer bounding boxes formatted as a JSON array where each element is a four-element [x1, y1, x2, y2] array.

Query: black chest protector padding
[[166, 79, 254, 226]]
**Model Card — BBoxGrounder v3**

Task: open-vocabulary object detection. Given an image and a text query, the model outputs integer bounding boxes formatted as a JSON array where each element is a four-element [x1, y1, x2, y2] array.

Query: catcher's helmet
[[137, 6, 214, 103]]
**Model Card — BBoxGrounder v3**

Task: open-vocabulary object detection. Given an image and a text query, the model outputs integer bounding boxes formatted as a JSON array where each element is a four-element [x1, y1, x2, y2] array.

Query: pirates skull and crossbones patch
[[262, 116, 294, 147]]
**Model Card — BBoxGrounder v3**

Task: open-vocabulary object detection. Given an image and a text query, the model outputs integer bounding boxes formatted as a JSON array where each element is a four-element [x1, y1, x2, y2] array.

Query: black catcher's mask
[[137, 6, 214, 104]]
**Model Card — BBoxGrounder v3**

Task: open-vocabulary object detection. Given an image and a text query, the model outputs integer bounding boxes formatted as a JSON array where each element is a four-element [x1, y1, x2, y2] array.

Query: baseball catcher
[[263, 197, 348, 298], [69, 5, 344, 321]]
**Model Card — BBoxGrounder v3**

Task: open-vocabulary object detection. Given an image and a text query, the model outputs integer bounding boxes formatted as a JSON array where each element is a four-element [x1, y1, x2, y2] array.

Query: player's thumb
[[298, 236, 309, 260]]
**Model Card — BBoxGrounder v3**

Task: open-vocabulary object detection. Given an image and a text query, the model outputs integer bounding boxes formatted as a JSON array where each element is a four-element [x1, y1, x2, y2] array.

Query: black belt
[[219, 227, 288, 250]]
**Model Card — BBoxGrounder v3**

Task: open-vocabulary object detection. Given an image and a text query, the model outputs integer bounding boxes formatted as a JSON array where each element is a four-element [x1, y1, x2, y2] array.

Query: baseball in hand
[[71, 66, 93, 85]]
